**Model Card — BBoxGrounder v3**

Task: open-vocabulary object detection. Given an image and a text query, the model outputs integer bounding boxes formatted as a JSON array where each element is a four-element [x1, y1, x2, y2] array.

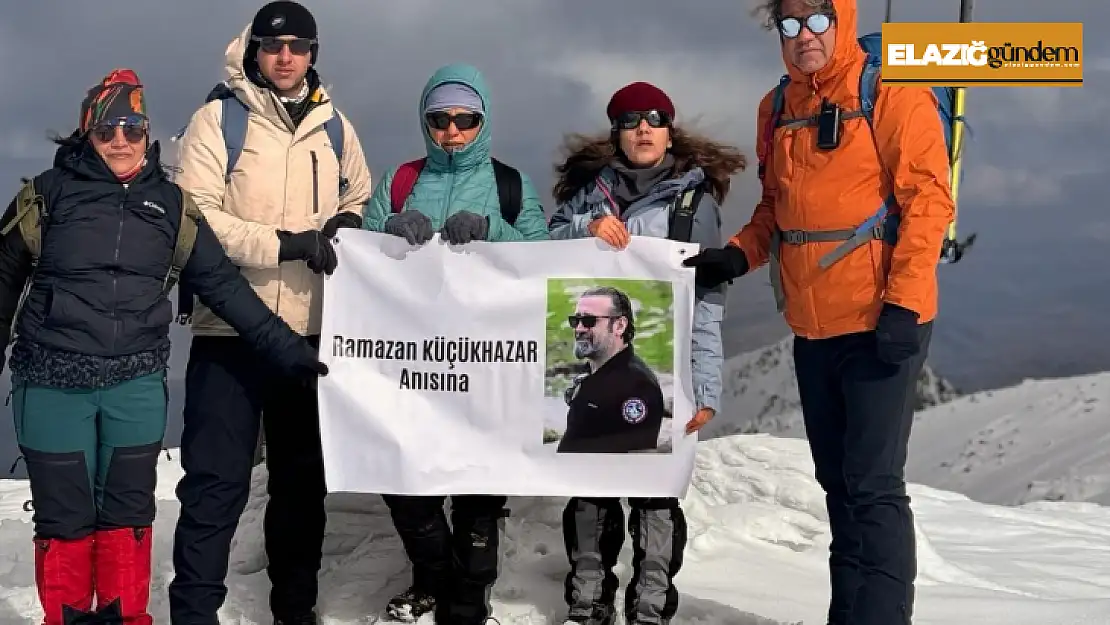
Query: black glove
[[277, 229, 337, 275], [283, 338, 330, 381], [322, 211, 363, 238], [681, 245, 750, 289], [441, 211, 489, 245], [874, 303, 922, 364], [384, 210, 435, 245]]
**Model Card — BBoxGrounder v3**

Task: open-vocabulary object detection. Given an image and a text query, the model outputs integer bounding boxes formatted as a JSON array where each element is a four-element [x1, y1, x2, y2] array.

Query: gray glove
[[384, 210, 435, 245], [441, 211, 489, 245]]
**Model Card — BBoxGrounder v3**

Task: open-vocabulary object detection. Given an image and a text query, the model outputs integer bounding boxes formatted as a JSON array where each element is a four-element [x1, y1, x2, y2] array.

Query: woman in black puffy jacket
[[0, 67, 327, 625]]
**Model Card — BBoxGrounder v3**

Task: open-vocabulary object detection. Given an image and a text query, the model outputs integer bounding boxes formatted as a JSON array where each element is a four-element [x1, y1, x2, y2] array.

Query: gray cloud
[[0, 0, 1105, 392]]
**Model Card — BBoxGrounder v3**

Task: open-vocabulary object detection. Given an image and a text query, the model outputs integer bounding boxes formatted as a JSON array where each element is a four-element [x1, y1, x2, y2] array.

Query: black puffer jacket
[[0, 138, 321, 388]]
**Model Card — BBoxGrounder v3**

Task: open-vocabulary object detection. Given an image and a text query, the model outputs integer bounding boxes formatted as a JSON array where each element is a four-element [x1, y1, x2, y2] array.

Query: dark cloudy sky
[[0, 0, 1104, 393]]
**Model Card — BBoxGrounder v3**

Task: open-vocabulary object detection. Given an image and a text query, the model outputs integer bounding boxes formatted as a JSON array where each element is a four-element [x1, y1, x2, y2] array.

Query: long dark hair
[[552, 126, 748, 205]]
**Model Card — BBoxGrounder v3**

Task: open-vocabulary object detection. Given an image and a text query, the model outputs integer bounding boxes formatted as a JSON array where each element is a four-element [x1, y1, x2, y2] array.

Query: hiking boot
[[562, 604, 615, 625], [385, 586, 436, 623], [273, 609, 318, 625], [34, 535, 96, 625], [93, 528, 154, 625]]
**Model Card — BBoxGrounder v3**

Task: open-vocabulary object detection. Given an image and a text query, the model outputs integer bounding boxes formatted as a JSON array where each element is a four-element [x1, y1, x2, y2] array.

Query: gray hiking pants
[[562, 497, 686, 625]]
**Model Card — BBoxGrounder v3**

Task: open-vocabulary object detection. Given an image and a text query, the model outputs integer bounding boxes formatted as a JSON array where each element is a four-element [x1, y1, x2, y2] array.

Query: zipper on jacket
[[107, 186, 127, 382], [443, 153, 456, 224], [310, 151, 320, 214]]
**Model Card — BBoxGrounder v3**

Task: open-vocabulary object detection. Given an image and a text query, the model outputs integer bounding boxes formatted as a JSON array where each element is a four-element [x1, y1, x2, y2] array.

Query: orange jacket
[[730, 0, 955, 339]]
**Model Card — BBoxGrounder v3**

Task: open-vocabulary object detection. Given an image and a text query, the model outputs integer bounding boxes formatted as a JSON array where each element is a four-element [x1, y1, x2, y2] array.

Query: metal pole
[[884, 0, 893, 23], [942, 0, 977, 263], [960, 0, 973, 23]]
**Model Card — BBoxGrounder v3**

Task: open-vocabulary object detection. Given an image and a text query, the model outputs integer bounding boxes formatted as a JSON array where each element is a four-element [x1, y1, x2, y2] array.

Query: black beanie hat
[[247, 1, 319, 66], [251, 1, 317, 39]]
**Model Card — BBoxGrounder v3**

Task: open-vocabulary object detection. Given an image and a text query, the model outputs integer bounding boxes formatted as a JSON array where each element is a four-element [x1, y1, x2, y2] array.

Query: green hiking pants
[[12, 371, 168, 539]]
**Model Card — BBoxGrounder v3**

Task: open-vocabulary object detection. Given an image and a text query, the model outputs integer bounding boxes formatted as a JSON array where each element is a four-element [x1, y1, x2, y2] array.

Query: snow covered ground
[[3, 434, 1110, 625], [906, 371, 1110, 506]]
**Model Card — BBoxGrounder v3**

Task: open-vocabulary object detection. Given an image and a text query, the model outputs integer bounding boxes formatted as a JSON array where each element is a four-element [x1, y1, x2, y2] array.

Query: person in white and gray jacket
[[547, 81, 747, 625], [167, 2, 372, 624]]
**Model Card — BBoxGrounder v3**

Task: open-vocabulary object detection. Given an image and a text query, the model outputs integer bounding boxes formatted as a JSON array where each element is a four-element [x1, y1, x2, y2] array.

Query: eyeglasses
[[89, 116, 147, 144], [425, 111, 483, 131], [567, 314, 620, 329], [777, 13, 834, 38], [613, 110, 671, 130], [252, 36, 315, 55]]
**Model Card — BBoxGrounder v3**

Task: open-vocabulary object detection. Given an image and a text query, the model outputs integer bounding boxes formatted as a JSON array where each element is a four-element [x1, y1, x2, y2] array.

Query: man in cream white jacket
[[167, 3, 371, 624]]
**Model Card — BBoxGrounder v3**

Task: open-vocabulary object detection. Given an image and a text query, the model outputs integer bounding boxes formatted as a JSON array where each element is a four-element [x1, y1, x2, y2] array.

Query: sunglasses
[[614, 110, 671, 130], [89, 116, 147, 144], [777, 13, 834, 38], [425, 111, 483, 131], [252, 35, 315, 55], [567, 314, 620, 329]]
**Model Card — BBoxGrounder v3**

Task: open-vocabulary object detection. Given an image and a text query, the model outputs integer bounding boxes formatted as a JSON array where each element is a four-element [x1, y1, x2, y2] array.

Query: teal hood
[[420, 63, 492, 171]]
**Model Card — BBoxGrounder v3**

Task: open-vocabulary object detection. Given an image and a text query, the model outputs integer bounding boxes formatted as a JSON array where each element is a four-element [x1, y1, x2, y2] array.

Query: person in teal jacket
[[361, 63, 545, 625], [362, 62, 549, 243]]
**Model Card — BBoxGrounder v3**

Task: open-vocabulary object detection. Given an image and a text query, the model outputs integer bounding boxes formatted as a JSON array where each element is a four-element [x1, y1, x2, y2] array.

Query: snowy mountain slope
[[704, 335, 959, 439], [2, 435, 1110, 625], [906, 371, 1110, 507]]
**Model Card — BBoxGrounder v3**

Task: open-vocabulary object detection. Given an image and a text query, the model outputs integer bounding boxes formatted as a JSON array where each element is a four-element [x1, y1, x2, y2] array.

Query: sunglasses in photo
[[89, 116, 148, 144], [567, 314, 621, 329], [425, 111, 483, 131], [252, 35, 315, 55], [778, 12, 835, 38], [613, 109, 671, 130]]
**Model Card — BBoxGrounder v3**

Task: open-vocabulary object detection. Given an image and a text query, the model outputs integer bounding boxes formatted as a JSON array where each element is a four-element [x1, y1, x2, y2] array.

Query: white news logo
[[886, 42, 988, 66]]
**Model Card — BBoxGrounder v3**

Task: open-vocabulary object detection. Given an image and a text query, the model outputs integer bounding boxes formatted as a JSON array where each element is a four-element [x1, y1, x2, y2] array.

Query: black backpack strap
[[667, 184, 705, 243], [490, 157, 523, 226]]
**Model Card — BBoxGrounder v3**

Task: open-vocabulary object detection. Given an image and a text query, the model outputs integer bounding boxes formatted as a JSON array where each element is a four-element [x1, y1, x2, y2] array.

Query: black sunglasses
[[567, 314, 620, 329], [90, 116, 147, 144], [252, 35, 315, 55], [777, 13, 834, 38], [614, 110, 671, 130], [425, 111, 483, 131]]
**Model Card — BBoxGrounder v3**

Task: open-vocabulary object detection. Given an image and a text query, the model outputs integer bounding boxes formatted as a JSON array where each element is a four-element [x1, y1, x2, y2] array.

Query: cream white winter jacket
[[174, 23, 372, 337]]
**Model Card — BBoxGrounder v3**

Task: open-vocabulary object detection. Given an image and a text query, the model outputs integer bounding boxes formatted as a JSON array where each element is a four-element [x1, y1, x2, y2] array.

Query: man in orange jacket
[[683, 0, 954, 623]]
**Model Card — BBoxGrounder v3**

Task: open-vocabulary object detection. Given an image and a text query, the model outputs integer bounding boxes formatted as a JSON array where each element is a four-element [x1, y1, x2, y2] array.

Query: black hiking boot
[[273, 610, 318, 625], [386, 586, 436, 623]]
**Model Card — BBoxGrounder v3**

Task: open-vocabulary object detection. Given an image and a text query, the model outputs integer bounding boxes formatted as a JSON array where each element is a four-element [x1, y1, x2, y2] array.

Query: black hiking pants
[[168, 336, 327, 625], [562, 497, 687, 625], [382, 493, 509, 625], [793, 323, 932, 625]]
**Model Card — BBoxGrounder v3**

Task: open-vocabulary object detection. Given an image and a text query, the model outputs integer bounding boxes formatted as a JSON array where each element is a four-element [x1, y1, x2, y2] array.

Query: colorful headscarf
[[79, 68, 148, 134]]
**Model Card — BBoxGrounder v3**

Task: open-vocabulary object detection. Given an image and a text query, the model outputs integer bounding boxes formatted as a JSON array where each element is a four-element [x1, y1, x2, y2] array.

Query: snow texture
[[2, 434, 1110, 624]]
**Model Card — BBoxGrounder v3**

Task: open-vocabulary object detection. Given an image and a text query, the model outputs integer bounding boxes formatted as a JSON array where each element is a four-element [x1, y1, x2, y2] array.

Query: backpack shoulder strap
[[2, 177, 45, 261], [220, 96, 249, 183], [758, 75, 791, 183], [323, 112, 349, 195], [858, 53, 883, 132], [390, 159, 427, 213], [490, 157, 523, 226], [166, 190, 202, 298], [667, 184, 705, 243]]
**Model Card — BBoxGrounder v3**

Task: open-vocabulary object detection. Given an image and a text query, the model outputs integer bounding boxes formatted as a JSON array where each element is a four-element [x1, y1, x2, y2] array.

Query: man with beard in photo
[[557, 286, 666, 454]]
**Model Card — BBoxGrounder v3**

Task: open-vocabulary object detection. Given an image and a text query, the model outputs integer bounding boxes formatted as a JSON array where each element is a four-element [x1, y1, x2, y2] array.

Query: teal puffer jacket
[[362, 63, 549, 241]]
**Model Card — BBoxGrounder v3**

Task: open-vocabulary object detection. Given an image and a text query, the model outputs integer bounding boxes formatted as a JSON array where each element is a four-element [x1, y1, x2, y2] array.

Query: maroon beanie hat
[[605, 81, 675, 122]]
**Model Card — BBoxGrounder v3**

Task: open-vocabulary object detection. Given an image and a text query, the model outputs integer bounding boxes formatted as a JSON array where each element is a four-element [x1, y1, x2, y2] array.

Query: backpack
[[172, 83, 349, 323], [181, 83, 350, 194], [760, 32, 960, 312], [0, 178, 201, 337], [389, 157, 523, 225], [666, 185, 705, 243]]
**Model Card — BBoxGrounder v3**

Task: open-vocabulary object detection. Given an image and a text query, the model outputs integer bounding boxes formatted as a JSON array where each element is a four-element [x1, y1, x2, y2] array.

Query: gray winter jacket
[[548, 166, 725, 413]]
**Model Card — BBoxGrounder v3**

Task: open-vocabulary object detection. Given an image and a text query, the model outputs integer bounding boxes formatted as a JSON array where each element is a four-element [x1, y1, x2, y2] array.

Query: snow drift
[[2, 434, 1110, 625]]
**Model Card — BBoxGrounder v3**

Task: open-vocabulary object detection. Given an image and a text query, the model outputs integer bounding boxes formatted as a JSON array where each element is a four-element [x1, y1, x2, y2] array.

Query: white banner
[[318, 229, 699, 498]]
